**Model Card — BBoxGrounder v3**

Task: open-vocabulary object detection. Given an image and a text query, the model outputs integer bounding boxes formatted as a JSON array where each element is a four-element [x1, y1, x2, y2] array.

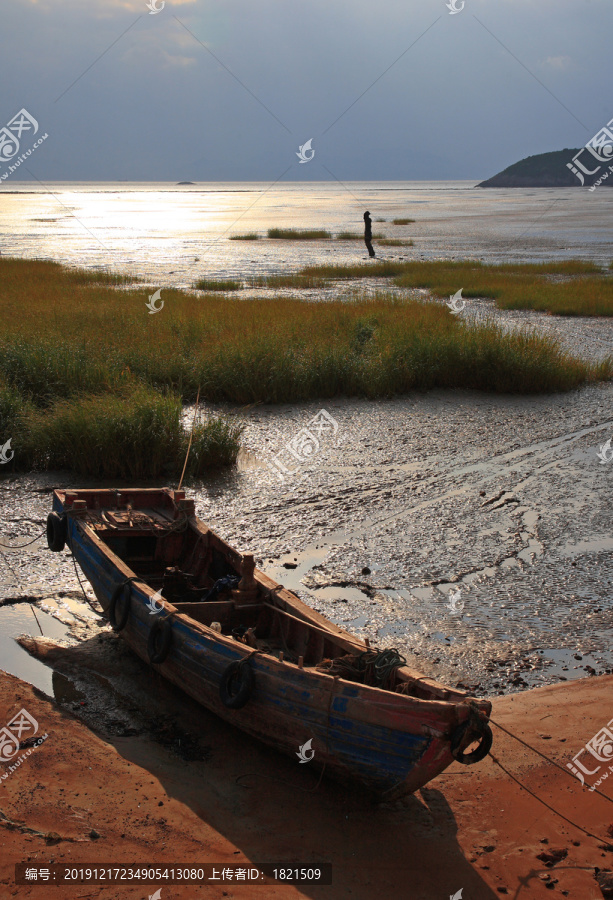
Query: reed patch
[[0, 257, 610, 476]]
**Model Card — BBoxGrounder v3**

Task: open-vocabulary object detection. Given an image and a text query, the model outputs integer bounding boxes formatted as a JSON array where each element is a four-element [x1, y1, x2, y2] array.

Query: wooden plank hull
[[51, 488, 492, 797]]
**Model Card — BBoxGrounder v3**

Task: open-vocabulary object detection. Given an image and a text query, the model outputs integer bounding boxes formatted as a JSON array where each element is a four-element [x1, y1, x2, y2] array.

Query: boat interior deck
[[63, 489, 468, 702]]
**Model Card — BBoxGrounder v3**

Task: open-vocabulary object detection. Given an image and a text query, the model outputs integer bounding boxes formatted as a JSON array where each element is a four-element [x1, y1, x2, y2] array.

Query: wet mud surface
[[1, 377, 612, 703]]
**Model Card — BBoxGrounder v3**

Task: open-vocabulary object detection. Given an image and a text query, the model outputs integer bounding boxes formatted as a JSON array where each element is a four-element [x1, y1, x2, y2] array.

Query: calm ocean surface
[[1, 180, 612, 287]]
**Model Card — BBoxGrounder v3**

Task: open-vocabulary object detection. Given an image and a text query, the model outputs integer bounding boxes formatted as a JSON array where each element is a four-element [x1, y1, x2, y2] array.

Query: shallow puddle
[[0, 603, 69, 696]]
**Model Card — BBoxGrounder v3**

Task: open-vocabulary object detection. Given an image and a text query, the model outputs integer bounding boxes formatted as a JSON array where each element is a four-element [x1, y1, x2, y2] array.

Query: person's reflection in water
[[363, 210, 375, 258]]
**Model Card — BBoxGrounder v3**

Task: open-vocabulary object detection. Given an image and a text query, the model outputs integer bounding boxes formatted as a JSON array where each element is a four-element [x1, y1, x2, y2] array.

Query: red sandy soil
[[0, 669, 611, 900]]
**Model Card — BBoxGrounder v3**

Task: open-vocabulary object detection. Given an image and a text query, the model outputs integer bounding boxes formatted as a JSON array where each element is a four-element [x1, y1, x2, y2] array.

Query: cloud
[[24, 0, 196, 12], [541, 55, 574, 70]]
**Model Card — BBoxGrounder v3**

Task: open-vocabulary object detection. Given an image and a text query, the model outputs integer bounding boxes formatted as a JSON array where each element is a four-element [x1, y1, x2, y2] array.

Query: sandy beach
[[0, 664, 611, 899]]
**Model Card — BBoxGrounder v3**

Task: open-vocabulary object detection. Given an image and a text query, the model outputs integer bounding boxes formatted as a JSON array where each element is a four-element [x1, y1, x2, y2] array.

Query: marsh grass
[[248, 273, 330, 289], [392, 218, 415, 225], [267, 228, 331, 240], [18, 387, 243, 478], [194, 278, 242, 291], [229, 233, 259, 241], [379, 239, 414, 247], [0, 256, 607, 403], [0, 258, 609, 477], [286, 258, 611, 316], [336, 232, 385, 241]]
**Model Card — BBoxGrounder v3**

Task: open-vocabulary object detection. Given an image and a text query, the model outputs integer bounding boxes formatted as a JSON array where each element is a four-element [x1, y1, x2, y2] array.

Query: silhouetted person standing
[[363, 210, 375, 258]]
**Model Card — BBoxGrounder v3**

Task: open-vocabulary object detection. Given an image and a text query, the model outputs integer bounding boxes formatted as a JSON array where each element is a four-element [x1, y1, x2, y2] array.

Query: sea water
[[1, 180, 612, 288]]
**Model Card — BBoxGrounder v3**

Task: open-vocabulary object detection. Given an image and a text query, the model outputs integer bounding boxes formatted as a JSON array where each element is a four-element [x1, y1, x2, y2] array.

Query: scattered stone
[[89, 829, 100, 840], [537, 847, 567, 867], [595, 869, 613, 899]]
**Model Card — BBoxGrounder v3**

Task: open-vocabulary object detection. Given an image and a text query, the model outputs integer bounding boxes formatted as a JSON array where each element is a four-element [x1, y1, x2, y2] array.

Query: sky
[[1, 0, 611, 182]]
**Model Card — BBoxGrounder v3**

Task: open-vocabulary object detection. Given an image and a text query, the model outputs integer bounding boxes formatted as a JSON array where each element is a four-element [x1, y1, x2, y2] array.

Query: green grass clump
[[392, 218, 415, 225], [390, 260, 613, 316], [194, 279, 242, 291], [188, 417, 244, 475], [229, 233, 259, 241], [267, 228, 331, 240], [248, 273, 330, 289], [379, 239, 414, 247], [19, 387, 242, 478], [336, 232, 384, 241], [24, 387, 184, 478], [0, 380, 34, 470]]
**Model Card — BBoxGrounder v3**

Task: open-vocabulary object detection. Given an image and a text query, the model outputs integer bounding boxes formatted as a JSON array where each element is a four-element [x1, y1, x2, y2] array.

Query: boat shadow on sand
[[20, 628, 502, 900]]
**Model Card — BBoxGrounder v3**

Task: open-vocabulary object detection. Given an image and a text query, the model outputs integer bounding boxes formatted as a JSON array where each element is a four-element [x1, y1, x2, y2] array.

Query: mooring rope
[[488, 751, 611, 846], [178, 386, 201, 492], [490, 717, 613, 805], [0, 527, 46, 549]]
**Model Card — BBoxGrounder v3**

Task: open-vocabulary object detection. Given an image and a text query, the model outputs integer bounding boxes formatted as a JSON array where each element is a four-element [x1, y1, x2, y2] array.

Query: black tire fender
[[147, 618, 173, 664], [46, 512, 67, 552], [450, 720, 493, 765], [109, 581, 132, 632], [219, 659, 255, 709]]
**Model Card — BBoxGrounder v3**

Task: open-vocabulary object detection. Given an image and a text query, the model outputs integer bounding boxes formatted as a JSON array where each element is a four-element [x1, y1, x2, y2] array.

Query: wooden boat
[[47, 487, 492, 797]]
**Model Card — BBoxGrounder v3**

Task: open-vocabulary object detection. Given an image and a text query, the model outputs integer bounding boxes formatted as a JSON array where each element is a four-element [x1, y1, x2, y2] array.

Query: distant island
[[177, 181, 196, 185], [478, 149, 611, 188]]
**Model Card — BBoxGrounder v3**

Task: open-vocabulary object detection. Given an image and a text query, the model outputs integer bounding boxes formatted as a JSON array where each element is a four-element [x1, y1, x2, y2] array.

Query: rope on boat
[[202, 575, 239, 602], [0, 526, 46, 549], [317, 648, 407, 690]]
